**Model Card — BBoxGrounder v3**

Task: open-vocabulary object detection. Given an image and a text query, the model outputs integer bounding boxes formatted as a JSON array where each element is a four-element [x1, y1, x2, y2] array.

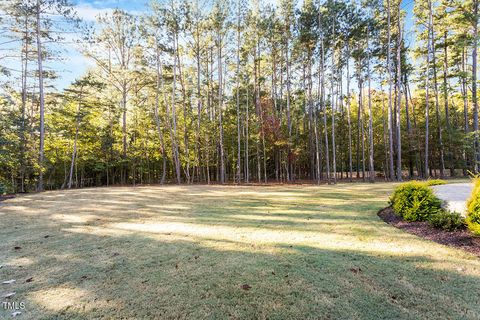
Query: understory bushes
[[0, 180, 15, 195], [467, 178, 480, 235], [428, 211, 465, 231], [425, 179, 447, 186], [390, 181, 465, 231]]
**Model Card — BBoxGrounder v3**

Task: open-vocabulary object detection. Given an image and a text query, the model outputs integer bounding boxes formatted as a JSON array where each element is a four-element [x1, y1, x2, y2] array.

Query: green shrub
[[428, 211, 465, 231], [425, 179, 447, 186], [466, 178, 480, 236], [0, 182, 5, 195], [390, 181, 442, 222]]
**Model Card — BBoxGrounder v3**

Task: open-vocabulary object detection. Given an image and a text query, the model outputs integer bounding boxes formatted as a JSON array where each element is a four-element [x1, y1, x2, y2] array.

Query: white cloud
[[75, 3, 114, 22], [74, 1, 147, 22]]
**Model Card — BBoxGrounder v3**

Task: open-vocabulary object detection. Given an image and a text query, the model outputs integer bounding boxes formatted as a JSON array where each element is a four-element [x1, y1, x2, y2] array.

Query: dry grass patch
[[1, 183, 480, 319]]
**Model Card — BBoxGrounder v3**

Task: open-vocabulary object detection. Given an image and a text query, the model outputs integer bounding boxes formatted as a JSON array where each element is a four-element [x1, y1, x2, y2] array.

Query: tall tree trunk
[[253, 37, 263, 183], [308, 52, 320, 183], [473, 0, 479, 173], [387, 0, 395, 181], [69, 101, 81, 189], [171, 35, 182, 184], [346, 44, 353, 181], [36, 0, 45, 191], [175, 33, 191, 184], [425, 2, 432, 179], [395, 2, 403, 181], [155, 48, 167, 184], [331, 27, 337, 184], [315, 45, 324, 184], [359, 77, 366, 182], [462, 48, 470, 175], [313, 108, 321, 185], [429, 4, 445, 178], [443, 31, 454, 176], [217, 32, 225, 184], [121, 84, 127, 184], [367, 39, 375, 183], [321, 38, 330, 183], [381, 83, 390, 179], [20, 14, 29, 193], [194, 5, 202, 183], [285, 32, 292, 181], [236, 4, 241, 183], [308, 55, 315, 181], [407, 83, 423, 177], [404, 76, 414, 178], [206, 46, 213, 184], [245, 84, 250, 183]]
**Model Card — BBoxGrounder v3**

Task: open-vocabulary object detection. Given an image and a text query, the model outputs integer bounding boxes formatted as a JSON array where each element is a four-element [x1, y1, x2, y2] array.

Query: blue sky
[[7, 0, 416, 91], [55, 0, 150, 89]]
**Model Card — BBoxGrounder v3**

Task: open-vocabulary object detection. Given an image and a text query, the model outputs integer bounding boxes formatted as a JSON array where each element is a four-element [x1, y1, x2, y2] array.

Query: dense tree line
[[0, 0, 479, 191]]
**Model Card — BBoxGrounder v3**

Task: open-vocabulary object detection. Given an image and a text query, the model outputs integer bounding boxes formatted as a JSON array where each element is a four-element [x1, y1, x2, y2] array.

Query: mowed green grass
[[1, 183, 479, 319]]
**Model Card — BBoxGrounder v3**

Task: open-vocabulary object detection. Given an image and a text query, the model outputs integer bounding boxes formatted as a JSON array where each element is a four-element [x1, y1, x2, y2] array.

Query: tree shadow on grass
[[1, 185, 388, 236], [1, 230, 479, 320], [1, 185, 479, 319]]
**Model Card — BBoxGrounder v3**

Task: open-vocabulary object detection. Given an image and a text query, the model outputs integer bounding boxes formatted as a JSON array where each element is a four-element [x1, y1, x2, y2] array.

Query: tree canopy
[[0, 0, 479, 191]]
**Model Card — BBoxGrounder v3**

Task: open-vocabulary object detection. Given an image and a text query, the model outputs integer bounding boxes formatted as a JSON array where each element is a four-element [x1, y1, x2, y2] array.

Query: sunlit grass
[[1, 183, 479, 319]]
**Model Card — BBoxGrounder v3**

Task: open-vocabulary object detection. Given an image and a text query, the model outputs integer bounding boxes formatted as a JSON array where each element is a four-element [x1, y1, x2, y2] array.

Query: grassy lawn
[[1, 183, 479, 319]]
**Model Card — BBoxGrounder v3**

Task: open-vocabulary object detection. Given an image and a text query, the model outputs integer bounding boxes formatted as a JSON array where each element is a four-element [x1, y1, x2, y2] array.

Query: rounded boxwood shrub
[[428, 211, 465, 232], [425, 179, 447, 186], [466, 178, 480, 236], [390, 181, 442, 222]]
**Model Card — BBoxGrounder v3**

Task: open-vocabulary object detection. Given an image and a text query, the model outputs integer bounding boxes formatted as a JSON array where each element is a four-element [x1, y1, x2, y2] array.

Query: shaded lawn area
[[1, 183, 479, 319]]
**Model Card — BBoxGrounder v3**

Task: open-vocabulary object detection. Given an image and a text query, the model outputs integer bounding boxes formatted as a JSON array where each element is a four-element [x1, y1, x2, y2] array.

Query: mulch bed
[[378, 207, 480, 257], [0, 195, 15, 202]]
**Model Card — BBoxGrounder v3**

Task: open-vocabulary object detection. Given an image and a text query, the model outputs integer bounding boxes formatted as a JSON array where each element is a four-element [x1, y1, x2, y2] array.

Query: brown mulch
[[378, 207, 480, 257], [0, 195, 15, 202]]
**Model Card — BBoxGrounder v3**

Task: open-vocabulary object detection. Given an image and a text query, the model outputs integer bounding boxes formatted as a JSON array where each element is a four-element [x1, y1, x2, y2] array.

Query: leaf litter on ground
[[240, 284, 252, 290], [2, 279, 15, 284], [3, 292, 16, 298]]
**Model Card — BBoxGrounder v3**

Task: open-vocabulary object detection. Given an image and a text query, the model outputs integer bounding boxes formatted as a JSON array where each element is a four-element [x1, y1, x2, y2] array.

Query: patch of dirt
[[0, 195, 15, 202], [378, 207, 480, 257], [240, 284, 252, 291]]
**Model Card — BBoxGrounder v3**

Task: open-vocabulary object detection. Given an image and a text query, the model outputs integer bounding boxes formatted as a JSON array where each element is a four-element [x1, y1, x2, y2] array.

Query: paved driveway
[[432, 183, 472, 216]]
